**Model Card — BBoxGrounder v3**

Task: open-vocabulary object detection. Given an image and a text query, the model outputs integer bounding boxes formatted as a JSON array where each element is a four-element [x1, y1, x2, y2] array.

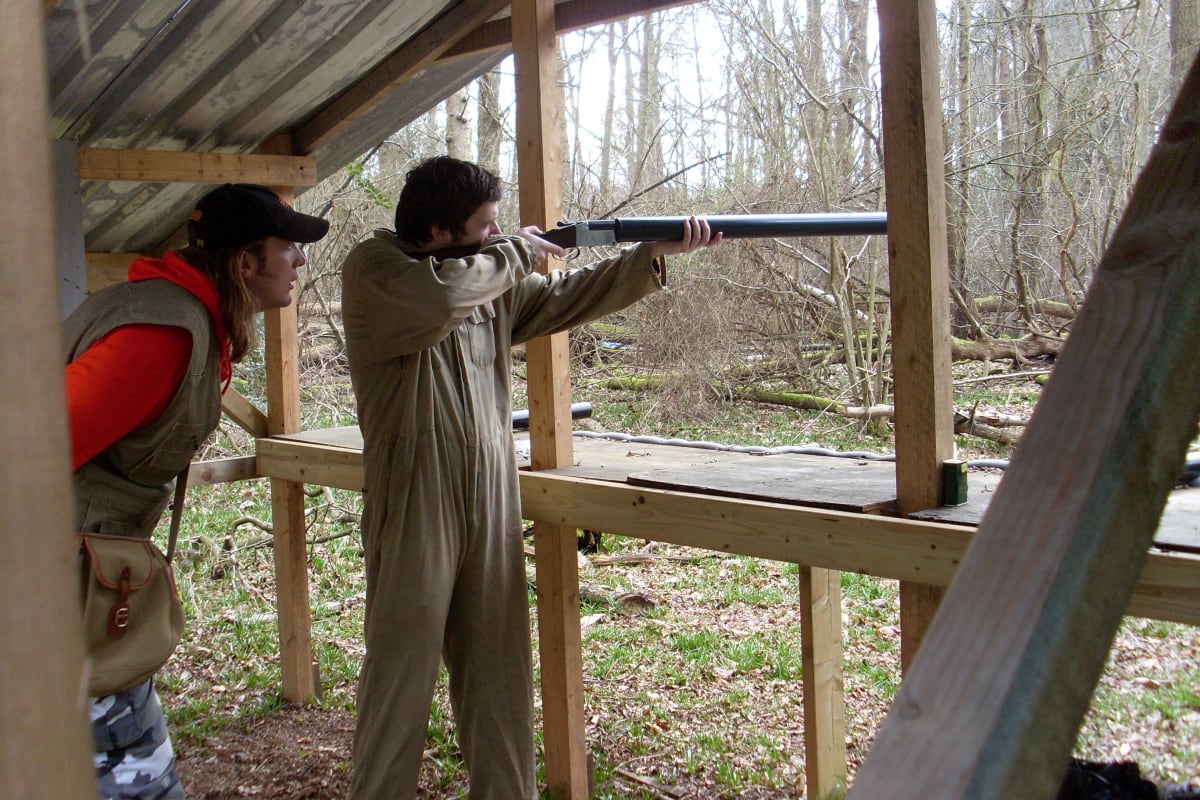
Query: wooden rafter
[[77, 148, 317, 186], [439, 0, 699, 62]]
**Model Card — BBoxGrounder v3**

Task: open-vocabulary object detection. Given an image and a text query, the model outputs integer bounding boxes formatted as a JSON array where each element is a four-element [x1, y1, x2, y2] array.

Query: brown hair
[[176, 242, 264, 363], [395, 156, 503, 244]]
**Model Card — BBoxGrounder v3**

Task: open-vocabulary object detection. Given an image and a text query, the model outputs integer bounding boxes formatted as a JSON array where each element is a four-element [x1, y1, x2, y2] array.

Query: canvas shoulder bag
[[79, 466, 188, 697]]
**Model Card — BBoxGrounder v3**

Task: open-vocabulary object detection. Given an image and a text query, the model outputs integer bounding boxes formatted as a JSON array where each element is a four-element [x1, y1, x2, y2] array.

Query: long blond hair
[[177, 242, 264, 362]]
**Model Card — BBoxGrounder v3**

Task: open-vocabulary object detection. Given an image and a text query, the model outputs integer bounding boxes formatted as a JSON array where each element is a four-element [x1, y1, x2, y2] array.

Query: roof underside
[[46, 0, 508, 253], [47, 0, 696, 253]]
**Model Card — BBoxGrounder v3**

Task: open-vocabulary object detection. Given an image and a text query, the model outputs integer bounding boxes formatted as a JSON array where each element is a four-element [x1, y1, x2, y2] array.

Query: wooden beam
[[186, 456, 258, 488], [259, 135, 318, 705], [1, 0, 95, 795], [85, 251, 138, 292], [255, 437, 364, 490], [293, 0, 510, 156], [511, 0, 590, 793], [439, 0, 699, 62], [221, 388, 269, 439], [77, 147, 318, 186], [847, 52, 1200, 800], [800, 566, 846, 800], [250, 438, 1200, 625], [877, 0, 955, 671], [518, 472, 1200, 626]]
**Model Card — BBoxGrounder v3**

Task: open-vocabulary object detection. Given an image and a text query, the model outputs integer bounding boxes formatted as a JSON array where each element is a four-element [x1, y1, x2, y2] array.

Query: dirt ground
[[176, 707, 354, 800]]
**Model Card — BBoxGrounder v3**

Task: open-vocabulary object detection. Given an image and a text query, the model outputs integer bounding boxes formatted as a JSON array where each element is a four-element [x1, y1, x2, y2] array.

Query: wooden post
[[260, 134, 318, 704], [799, 567, 846, 800], [511, 0, 590, 796], [877, 0, 956, 670], [848, 53, 1200, 800], [0, 1, 95, 796]]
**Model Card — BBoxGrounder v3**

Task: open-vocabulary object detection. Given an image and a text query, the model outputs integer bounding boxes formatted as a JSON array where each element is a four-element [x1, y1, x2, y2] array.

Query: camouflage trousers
[[90, 679, 184, 800]]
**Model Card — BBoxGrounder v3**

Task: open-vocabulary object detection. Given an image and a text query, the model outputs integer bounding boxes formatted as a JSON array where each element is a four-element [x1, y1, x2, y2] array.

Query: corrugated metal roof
[[45, 0, 507, 253]]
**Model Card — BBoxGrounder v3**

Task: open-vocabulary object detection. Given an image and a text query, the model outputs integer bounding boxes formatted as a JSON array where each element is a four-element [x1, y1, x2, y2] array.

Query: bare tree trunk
[[445, 87, 471, 160], [1171, 0, 1200, 99], [947, 0, 978, 337], [561, 37, 581, 200], [477, 69, 502, 173], [1007, 0, 1052, 330], [622, 18, 637, 189], [635, 15, 663, 195], [600, 24, 618, 202]]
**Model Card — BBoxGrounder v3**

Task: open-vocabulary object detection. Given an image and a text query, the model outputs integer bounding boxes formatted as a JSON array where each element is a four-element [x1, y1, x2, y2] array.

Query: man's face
[[431, 201, 502, 249]]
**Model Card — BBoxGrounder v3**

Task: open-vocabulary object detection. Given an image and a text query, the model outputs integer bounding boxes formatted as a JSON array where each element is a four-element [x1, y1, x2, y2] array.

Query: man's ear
[[428, 226, 453, 247]]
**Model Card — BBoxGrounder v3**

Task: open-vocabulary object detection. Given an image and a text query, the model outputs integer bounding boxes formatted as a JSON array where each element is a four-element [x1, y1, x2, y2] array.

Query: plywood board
[[627, 456, 897, 514], [912, 476, 1200, 554]]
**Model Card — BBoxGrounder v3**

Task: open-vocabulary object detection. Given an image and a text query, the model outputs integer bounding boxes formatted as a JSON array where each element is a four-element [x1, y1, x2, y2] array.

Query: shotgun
[[537, 212, 887, 248], [426, 212, 887, 261]]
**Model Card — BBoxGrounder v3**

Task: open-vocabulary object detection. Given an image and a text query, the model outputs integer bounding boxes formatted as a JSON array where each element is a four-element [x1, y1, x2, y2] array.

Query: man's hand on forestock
[[515, 226, 567, 264], [649, 215, 723, 259]]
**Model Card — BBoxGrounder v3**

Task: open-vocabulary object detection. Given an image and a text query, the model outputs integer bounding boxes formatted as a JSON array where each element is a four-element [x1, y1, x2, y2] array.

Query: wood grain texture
[[251, 432, 1200, 624], [511, 0, 590, 792], [800, 566, 847, 800], [77, 148, 317, 186], [877, 0, 957, 667], [1, 2, 95, 795], [85, 251, 139, 292], [221, 388, 269, 439], [847, 51, 1200, 800], [260, 135, 317, 705], [516, 472, 1200, 625]]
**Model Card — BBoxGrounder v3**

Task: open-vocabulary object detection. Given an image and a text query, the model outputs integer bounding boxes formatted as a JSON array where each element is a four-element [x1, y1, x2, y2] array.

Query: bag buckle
[[106, 566, 132, 639]]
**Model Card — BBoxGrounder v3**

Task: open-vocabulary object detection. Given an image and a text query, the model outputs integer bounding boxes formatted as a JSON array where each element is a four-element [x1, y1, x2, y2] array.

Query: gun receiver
[[539, 212, 887, 249]]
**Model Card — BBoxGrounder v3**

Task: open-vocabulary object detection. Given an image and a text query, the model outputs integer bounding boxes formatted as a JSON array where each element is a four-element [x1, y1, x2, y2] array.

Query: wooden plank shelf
[[255, 426, 1200, 626], [911, 470, 1200, 555]]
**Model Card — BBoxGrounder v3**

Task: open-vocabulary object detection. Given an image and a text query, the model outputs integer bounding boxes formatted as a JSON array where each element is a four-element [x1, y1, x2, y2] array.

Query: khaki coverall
[[341, 230, 664, 799]]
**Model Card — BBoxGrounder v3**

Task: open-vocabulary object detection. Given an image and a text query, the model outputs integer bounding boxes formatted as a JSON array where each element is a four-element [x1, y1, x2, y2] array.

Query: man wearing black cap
[[64, 183, 328, 800]]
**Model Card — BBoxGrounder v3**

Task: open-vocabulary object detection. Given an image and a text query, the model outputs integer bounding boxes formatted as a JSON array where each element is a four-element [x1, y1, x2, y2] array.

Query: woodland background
[[276, 0, 1200, 444], [169, 3, 1200, 796]]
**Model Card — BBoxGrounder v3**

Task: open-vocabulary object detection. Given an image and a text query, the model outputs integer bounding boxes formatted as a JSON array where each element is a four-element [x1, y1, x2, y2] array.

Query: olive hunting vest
[[63, 278, 223, 538]]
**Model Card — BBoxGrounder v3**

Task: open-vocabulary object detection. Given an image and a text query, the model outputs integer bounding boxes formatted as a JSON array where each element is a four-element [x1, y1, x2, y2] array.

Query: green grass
[[156, 371, 1200, 793]]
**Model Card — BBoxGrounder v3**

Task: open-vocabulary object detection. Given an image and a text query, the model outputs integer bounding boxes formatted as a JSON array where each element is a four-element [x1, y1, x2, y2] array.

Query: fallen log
[[950, 333, 1063, 364]]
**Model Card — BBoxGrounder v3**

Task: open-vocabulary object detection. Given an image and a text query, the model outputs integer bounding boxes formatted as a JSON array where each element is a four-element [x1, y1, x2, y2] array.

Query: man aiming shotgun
[[339, 156, 723, 799]]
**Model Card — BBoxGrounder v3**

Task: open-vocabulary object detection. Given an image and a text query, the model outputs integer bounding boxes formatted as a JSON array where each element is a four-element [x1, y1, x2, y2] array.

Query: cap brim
[[278, 210, 330, 244]]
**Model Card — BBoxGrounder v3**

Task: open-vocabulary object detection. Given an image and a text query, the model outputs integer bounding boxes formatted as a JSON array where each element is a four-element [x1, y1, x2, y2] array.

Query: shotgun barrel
[[540, 212, 887, 248], [511, 401, 593, 430]]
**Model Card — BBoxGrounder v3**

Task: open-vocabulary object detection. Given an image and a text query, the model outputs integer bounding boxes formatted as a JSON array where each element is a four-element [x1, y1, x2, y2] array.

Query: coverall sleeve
[[342, 235, 527, 366], [508, 242, 666, 346]]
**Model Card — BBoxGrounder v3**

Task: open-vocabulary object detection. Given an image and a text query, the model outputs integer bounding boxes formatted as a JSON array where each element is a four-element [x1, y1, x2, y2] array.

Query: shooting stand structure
[[3, 1, 1198, 798]]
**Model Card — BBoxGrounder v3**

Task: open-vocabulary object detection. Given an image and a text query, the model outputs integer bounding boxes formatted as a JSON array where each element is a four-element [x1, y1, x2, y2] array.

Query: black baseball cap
[[187, 183, 330, 251]]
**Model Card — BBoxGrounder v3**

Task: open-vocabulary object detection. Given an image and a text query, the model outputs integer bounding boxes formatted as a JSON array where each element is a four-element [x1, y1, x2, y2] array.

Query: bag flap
[[78, 534, 159, 591]]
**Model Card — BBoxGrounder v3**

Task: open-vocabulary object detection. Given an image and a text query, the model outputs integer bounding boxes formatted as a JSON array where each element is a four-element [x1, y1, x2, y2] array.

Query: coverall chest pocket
[[465, 302, 497, 368]]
